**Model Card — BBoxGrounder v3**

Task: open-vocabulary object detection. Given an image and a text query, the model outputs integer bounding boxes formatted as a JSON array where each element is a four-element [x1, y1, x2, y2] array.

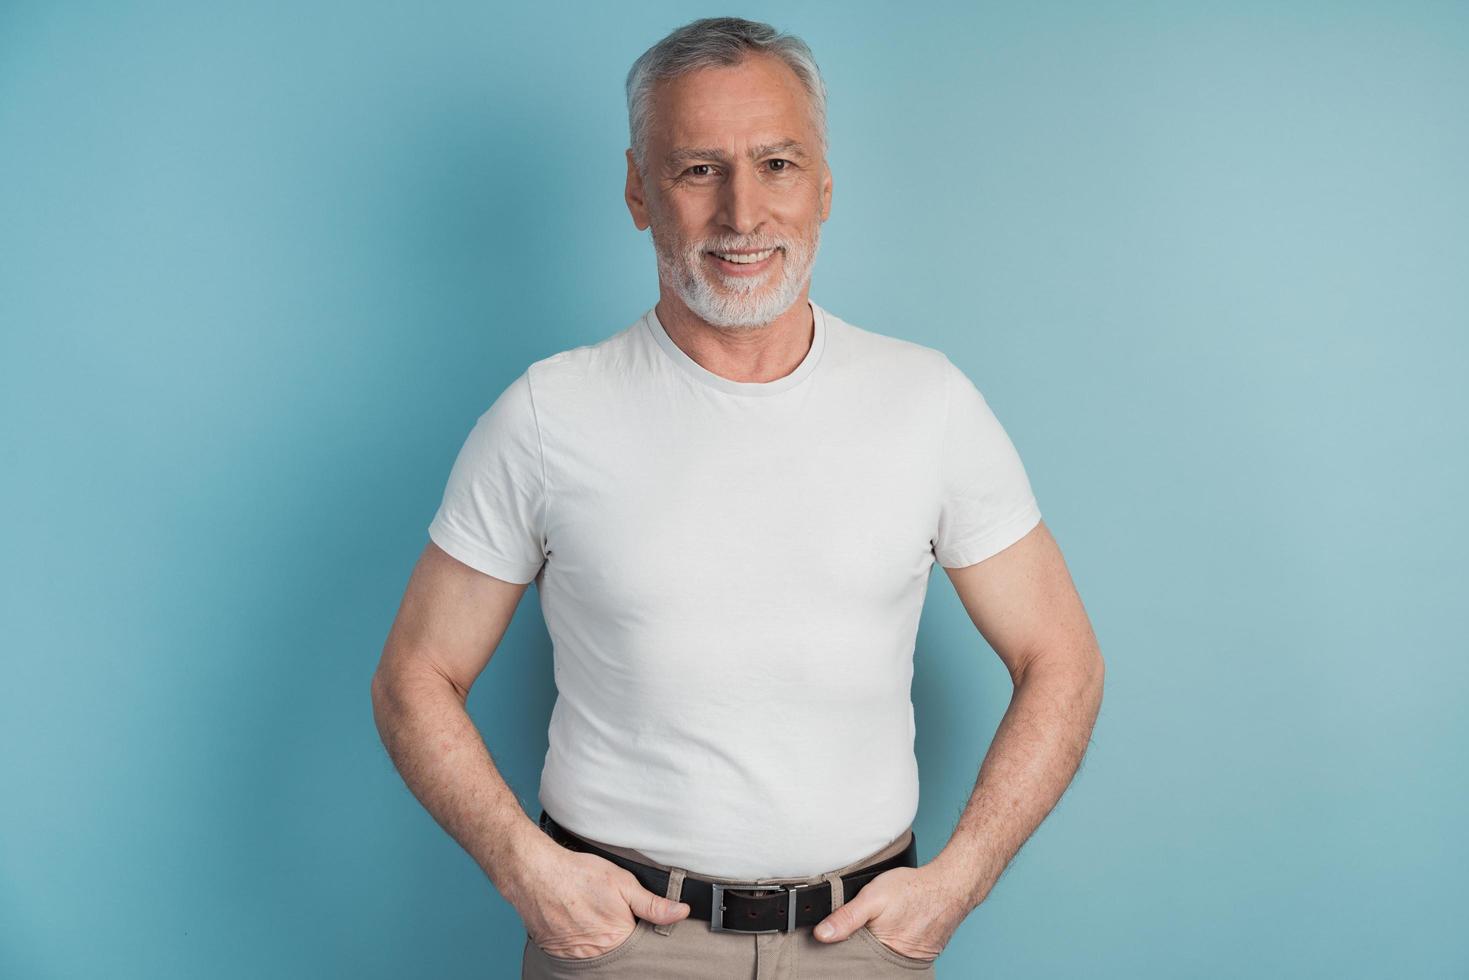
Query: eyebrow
[[665, 139, 810, 167]]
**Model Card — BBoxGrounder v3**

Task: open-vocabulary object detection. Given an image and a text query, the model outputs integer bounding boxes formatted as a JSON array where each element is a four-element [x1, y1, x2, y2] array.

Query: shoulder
[[817, 303, 953, 389], [522, 316, 645, 393]]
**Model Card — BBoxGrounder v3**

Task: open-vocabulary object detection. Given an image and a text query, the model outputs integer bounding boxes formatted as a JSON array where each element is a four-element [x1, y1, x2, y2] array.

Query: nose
[[714, 162, 765, 238]]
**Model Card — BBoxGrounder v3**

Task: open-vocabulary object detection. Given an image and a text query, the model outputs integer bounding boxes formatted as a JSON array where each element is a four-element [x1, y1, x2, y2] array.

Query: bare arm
[[370, 542, 690, 955], [369, 540, 547, 906], [927, 518, 1105, 910]]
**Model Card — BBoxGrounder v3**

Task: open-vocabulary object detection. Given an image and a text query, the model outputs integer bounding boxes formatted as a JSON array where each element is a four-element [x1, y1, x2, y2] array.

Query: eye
[[685, 164, 715, 177], [767, 159, 792, 172]]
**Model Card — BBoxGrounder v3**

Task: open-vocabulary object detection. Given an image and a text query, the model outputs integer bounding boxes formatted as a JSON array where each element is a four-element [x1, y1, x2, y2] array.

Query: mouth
[[705, 246, 782, 275]]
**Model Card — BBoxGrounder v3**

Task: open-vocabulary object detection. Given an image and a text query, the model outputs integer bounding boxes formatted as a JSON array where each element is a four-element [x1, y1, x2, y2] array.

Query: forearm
[[928, 651, 1104, 910], [370, 667, 546, 906]]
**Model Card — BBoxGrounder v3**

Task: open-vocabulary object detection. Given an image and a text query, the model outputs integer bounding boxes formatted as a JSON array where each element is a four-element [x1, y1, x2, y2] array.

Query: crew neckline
[[642, 300, 828, 397]]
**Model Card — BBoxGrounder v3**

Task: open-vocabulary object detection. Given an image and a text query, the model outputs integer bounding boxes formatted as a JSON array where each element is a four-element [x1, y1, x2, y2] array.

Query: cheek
[[771, 198, 823, 231], [663, 186, 715, 214], [773, 179, 823, 214], [651, 203, 705, 245]]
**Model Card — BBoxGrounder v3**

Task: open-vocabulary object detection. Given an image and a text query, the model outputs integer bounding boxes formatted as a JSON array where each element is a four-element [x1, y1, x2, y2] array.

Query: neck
[[653, 289, 815, 385]]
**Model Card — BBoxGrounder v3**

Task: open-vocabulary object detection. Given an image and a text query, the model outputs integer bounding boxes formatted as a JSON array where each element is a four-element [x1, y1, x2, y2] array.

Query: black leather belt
[[537, 809, 918, 934]]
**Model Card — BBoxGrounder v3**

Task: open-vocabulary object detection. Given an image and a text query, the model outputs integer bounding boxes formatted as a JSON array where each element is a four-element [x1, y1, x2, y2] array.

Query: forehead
[[648, 53, 816, 149]]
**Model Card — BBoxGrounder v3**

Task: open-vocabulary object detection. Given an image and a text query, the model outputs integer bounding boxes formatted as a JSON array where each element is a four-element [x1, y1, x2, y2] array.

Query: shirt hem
[[934, 504, 1042, 569], [427, 519, 542, 585]]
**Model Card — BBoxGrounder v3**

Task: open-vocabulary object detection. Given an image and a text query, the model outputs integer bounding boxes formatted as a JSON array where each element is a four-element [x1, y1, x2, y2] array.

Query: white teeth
[[712, 248, 776, 264]]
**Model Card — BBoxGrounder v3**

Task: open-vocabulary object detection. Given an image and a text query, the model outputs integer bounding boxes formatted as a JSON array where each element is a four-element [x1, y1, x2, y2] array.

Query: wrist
[[925, 848, 992, 913], [486, 817, 557, 907]]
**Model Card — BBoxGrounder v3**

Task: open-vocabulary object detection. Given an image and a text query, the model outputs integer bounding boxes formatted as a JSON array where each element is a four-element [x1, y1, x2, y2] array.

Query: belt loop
[[653, 868, 687, 936], [823, 871, 845, 912]]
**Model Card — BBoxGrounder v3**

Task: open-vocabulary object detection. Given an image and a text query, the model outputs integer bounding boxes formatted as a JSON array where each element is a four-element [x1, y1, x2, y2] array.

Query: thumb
[[625, 886, 691, 924], [813, 901, 868, 943]]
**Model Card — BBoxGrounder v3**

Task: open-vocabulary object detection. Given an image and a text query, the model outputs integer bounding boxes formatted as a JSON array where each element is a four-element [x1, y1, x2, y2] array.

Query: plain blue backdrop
[[2, 2, 1465, 977]]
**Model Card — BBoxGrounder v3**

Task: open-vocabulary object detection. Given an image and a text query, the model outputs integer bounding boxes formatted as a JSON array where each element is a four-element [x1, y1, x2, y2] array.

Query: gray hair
[[625, 17, 828, 175]]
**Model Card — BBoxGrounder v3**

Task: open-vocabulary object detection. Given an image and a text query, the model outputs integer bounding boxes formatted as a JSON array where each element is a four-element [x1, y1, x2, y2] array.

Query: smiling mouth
[[706, 247, 781, 264]]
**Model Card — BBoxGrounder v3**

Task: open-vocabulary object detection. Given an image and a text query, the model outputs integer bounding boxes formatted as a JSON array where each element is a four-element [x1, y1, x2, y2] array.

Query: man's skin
[[371, 51, 1104, 963]]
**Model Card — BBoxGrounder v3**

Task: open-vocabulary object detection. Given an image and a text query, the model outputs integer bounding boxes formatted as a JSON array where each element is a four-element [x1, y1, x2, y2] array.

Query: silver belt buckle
[[709, 881, 800, 933]]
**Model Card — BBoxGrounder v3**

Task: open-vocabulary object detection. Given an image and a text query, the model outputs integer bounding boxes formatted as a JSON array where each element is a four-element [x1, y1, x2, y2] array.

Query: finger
[[813, 899, 871, 942], [622, 884, 691, 924]]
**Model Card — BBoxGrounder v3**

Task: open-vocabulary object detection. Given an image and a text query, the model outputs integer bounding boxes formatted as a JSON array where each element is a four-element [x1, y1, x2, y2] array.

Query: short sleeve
[[932, 356, 1042, 568], [427, 370, 548, 585]]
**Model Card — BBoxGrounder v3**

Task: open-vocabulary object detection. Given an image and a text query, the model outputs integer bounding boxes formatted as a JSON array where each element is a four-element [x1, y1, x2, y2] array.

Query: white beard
[[652, 219, 821, 330]]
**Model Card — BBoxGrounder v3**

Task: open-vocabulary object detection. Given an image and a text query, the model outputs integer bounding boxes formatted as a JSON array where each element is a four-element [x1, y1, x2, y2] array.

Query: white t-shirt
[[427, 298, 1042, 879]]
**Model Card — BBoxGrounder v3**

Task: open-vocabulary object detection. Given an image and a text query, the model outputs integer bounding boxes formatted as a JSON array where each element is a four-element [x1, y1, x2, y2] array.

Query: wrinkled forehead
[[646, 55, 819, 154], [663, 137, 814, 169]]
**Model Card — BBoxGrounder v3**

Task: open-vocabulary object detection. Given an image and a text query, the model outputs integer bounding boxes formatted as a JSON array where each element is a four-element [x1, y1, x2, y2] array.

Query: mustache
[[697, 240, 787, 253]]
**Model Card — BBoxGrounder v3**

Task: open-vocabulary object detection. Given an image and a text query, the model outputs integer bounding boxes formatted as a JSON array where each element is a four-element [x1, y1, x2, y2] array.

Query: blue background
[[2, 2, 1464, 977]]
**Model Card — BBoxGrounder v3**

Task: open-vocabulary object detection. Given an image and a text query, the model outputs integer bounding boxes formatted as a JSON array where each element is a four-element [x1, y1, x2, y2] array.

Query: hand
[[508, 832, 691, 960], [809, 863, 971, 962]]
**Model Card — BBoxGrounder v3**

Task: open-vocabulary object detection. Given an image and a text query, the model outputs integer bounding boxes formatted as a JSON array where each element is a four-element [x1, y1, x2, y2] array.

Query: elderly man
[[371, 16, 1103, 978]]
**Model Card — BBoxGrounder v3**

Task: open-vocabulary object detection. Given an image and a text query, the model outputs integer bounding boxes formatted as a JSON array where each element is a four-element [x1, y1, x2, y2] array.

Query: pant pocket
[[855, 925, 939, 971], [525, 918, 649, 973]]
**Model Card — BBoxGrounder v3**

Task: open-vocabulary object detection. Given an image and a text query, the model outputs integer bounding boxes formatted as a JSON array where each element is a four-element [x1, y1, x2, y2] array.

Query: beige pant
[[522, 824, 938, 978]]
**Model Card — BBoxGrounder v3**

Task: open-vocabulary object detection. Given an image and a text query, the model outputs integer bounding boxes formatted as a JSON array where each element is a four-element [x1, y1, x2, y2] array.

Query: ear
[[819, 161, 833, 222], [625, 148, 651, 231]]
